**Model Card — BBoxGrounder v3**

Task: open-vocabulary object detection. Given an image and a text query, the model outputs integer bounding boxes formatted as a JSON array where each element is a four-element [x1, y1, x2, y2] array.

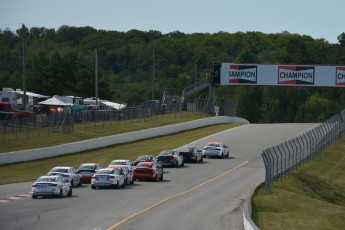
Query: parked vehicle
[[47, 166, 81, 187], [107, 165, 134, 185], [202, 142, 229, 158], [76, 163, 103, 184], [178, 146, 203, 163], [0, 102, 35, 119], [91, 168, 126, 189], [133, 162, 163, 181], [32, 175, 72, 199], [157, 150, 184, 167], [133, 155, 163, 171], [143, 100, 166, 114]]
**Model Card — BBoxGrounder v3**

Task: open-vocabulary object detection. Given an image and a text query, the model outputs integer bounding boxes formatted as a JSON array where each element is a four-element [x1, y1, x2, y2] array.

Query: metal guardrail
[[262, 110, 345, 193]]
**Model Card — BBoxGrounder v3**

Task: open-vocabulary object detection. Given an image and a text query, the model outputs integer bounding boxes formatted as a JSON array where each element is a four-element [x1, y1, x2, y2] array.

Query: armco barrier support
[[0, 116, 249, 165]]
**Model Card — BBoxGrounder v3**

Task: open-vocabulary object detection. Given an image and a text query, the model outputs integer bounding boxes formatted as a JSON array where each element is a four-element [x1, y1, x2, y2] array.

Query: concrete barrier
[[243, 182, 264, 230], [0, 116, 249, 165]]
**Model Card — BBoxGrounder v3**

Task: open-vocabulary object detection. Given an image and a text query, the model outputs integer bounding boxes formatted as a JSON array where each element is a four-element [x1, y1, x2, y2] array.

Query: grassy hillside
[[252, 136, 345, 230]]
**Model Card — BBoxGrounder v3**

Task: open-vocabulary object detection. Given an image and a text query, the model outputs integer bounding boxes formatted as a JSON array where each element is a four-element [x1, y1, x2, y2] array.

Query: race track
[[0, 123, 318, 230]]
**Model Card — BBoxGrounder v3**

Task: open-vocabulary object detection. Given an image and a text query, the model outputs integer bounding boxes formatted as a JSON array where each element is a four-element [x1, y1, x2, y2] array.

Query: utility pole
[[194, 64, 197, 101], [95, 49, 98, 107], [22, 23, 27, 111], [152, 49, 155, 100]]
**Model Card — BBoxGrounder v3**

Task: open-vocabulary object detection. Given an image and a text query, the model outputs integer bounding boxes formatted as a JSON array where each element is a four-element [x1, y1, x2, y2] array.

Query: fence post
[[267, 148, 274, 184], [291, 138, 299, 170], [302, 134, 310, 162], [324, 120, 333, 148], [267, 148, 274, 191], [283, 142, 292, 174], [272, 146, 280, 183], [315, 125, 324, 155], [306, 132, 313, 161], [276, 144, 284, 182], [281, 142, 289, 179], [262, 151, 270, 194]]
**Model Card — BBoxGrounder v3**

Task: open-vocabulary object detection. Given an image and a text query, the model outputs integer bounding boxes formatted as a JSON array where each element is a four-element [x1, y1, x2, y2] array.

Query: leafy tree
[[338, 33, 345, 46], [232, 86, 263, 123], [295, 93, 334, 122], [1, 25, 344, 123]]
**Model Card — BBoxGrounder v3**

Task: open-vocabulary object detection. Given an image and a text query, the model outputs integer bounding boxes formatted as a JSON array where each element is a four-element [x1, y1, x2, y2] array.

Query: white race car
[[202, 142, 229, 158], [32, 175, 72, 199], [47, 166, 81, 187], [91, 168, 126, 189]]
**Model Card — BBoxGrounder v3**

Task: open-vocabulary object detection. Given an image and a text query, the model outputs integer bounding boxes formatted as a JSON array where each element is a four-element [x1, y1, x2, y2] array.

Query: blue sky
[[0, 0, 344, 44]]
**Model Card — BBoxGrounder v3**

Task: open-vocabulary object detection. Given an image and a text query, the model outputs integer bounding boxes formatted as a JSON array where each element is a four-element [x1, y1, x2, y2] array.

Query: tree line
[[0, 25, 345, 123]]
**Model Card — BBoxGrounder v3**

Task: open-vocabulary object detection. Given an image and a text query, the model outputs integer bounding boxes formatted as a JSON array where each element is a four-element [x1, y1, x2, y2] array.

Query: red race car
[[133, 161, 163, 181], [76, 163, 103, 184]]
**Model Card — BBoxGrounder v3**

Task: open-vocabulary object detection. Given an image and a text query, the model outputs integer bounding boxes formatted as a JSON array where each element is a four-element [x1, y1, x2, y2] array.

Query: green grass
[[0, 112, 208, 153], [252, 136, 345, 230], [0, 122, 240, 185]]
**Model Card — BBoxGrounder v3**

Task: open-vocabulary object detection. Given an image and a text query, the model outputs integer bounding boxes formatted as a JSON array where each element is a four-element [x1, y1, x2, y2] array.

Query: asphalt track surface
[[0, 123, 318, 230]]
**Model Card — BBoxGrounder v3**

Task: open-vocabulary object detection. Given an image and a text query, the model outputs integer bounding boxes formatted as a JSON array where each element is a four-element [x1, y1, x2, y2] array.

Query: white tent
[[15, 90, 49, 99], [84, 97, 127, 110], [38, 97, 73, 106], [101, 101, 127, 110]]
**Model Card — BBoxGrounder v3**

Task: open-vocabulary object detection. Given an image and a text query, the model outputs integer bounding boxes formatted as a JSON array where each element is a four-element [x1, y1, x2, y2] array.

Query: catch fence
[[0, 97, 236, 144], [262, 109, 345, 193]]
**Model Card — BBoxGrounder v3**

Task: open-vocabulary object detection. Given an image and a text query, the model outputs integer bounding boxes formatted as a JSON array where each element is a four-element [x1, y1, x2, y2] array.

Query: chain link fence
[[1, 97, 237, 144], [262, 109, 345, 194]]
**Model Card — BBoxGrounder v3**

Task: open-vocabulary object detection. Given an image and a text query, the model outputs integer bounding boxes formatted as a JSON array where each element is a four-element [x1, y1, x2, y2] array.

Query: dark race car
[[178, 146, 203, 163], [157, 150, 184, 167], [133, 155, 163, 171], [76, 163, 103, 184]]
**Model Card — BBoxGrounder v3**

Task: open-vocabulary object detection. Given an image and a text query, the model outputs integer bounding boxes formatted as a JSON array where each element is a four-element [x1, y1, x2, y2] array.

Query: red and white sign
[[278, 66, 314, 85], [218, 63, 345, 87], [229, 65, 257, 84], [336, 67, 345, 86]]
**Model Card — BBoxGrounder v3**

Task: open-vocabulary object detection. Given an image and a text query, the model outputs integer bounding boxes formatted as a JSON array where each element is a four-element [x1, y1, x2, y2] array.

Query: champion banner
[[214, 63, 345, 87]]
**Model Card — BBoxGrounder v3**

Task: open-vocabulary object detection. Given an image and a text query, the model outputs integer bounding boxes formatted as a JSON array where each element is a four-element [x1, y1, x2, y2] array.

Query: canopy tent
[[15, 91, 49, 99], [101, 101, 127, 110], [38, 97, 73, 106], [84, 97, 127, 110]]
